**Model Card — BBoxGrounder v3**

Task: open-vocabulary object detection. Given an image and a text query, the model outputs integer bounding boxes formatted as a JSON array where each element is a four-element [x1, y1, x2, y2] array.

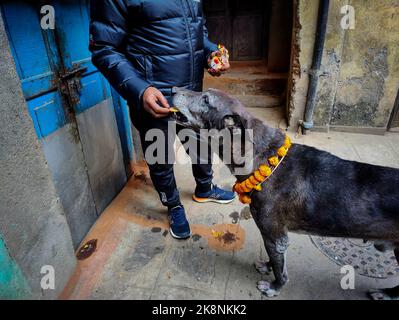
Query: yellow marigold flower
[[268, 156, 279, 167], [284, 136, 291, 149], [259, 164, 272, 177], [239, 194, 252, 204], [254, 170, 265, 183], [277, 146, 287, 157], [249, 176, 258, 185], [234, 183, 244, 194], [241, 181, 252, 193], [245, 179, 255, 190], [254, 184, 262, 191]]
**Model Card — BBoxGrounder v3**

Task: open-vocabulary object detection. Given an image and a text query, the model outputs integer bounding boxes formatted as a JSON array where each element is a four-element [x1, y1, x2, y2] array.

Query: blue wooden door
[[1, 1, 65, 139], [1, 0, 112, 137], [2, 0, 133, 166], [1, 0, 128, 245], [52, 0, 111, 115], [1, 0, 129, 163]]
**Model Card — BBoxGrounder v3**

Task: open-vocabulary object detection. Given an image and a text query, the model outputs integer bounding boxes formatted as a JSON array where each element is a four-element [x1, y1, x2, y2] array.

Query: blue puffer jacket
[[89, 0, 217, 111]]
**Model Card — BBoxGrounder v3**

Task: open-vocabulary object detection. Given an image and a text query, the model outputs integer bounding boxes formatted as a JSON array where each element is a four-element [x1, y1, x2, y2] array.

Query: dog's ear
[[221, 115, 243, 130]]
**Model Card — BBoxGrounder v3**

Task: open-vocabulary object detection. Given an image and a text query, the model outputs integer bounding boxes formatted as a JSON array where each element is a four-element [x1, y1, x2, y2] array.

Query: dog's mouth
[[175, 112, 189, 124], [170, 107, 189, 124]]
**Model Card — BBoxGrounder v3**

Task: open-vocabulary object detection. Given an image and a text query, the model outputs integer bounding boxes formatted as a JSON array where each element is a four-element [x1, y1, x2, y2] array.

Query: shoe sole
[[169, 228, 191, 240], [192, 195, 235, 204]]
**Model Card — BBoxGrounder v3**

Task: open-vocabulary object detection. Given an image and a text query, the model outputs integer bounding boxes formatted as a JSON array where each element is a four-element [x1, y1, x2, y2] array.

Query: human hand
[[142, 87, 171, 118], [207, 50, 230, 77]]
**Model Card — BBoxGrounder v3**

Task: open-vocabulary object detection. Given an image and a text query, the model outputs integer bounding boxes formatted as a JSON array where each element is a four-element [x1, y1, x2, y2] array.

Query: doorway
[[1, 0, 126, 247], [203, 0, 293, 124], [203, 0, 269, 61], [388, 90, 399, 131]]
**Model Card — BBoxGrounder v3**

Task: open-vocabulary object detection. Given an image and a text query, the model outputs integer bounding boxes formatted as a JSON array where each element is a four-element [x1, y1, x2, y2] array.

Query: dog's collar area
[[233, 135, 292, 204]]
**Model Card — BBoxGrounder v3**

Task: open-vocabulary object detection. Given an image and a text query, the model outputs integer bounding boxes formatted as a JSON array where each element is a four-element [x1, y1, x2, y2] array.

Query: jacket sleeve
[[202, 16, 218, 66], [89, 0, 151, 109]]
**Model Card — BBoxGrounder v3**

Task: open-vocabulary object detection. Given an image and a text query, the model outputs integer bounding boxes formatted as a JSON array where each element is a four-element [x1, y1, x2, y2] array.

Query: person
[[89, 0, 235, 239]]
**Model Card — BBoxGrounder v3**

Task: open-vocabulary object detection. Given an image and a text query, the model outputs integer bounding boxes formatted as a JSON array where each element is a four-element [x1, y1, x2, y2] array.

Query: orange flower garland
[[233, 135, 292, 204]]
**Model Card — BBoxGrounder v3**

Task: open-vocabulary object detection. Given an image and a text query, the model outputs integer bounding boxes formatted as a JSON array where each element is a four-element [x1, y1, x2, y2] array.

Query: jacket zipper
[[185, 0, 197, 22], [181, 0, 195, 89]]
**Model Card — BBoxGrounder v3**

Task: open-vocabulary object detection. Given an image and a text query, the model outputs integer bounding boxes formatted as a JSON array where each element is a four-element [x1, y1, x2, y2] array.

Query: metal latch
[[59, 66, 87, 105], [60, 66, 87, 81]]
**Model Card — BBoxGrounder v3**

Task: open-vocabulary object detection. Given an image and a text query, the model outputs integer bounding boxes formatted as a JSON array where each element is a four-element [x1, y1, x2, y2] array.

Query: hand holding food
[[142, 87, 171, 118], [208, 44, 230, 77]]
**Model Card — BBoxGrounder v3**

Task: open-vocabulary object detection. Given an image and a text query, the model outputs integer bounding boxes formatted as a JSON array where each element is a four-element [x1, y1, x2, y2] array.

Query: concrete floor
[[61, 106, 399, 300]]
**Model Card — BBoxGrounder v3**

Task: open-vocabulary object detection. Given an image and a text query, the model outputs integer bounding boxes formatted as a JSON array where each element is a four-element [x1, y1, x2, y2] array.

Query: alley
[[62, 107, 399, 300]]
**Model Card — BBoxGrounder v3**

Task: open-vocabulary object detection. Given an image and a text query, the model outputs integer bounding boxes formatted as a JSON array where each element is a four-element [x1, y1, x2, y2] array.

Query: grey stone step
[[233, 94, 282, 108], [204, 67, 288, 96], [204, 74, 287, 96]]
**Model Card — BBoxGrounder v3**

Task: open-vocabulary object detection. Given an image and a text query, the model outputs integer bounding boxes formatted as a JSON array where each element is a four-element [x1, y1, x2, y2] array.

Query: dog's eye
[[203, 95, 209, 105]]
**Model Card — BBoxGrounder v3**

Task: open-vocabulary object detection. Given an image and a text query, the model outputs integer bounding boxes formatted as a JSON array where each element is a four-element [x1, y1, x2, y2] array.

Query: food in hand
[[209, 44, 229, 72]]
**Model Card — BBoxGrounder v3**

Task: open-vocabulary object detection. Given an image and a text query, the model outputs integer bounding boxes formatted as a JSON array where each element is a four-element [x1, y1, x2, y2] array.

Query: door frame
[[387, 89, 399, 131]]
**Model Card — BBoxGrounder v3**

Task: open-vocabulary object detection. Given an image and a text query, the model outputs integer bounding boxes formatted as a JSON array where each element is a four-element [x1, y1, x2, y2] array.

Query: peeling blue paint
[[0, 238, 31, 299]]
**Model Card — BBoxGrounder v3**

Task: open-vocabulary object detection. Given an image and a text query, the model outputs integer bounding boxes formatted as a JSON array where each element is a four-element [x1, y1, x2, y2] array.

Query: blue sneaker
[[168, 205, 191, 239], [193, 184, 235, 204]]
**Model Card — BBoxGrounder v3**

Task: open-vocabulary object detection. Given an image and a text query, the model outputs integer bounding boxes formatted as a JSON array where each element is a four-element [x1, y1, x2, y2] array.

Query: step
[[233, 94, 282, 108], [204, 71, 288, 96]]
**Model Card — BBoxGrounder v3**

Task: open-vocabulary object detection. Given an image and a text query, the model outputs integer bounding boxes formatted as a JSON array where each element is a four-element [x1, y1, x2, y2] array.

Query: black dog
[[172, 87, 399, 300]]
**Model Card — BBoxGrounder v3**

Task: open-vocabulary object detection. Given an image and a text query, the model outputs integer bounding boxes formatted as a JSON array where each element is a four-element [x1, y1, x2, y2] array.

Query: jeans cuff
[[159, 191, 181, 208], [195, 182, 212, 194]]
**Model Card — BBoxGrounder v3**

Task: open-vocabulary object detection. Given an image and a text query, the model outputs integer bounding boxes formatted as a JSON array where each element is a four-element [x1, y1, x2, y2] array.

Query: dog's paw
[[254, 260, 272, 275], [368, 289, 399, 301], [257, 280, 280, 297]]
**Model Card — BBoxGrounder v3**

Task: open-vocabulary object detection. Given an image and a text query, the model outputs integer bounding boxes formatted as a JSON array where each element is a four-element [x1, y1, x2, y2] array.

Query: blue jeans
[[135, 112, 213, 208]]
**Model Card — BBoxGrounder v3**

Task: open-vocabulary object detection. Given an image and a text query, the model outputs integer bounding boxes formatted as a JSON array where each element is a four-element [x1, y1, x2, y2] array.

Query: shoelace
[[169, 205, 187, 225], [209, 184, 224, 199]]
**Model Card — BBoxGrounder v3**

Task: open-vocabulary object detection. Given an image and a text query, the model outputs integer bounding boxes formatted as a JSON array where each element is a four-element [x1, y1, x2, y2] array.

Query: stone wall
[[288, 0, 399, 133], [0, 17, 76, 299]]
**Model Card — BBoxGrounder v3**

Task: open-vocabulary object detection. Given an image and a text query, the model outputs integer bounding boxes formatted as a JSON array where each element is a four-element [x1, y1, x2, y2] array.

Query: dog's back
[[275, 144, 399, 241]]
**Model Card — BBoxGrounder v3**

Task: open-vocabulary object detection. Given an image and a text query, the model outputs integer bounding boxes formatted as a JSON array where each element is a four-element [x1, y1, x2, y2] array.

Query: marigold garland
[[233, 135, 292, 204], [268, 156, 279, 167]]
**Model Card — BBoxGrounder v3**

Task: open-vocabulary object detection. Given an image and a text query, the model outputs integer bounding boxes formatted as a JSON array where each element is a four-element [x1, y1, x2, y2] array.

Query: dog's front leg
[[257, 233, 289, 298]]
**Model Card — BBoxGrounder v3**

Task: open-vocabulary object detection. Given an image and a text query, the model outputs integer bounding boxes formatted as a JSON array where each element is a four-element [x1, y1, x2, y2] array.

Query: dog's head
[[171, 87, 244, 132]]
